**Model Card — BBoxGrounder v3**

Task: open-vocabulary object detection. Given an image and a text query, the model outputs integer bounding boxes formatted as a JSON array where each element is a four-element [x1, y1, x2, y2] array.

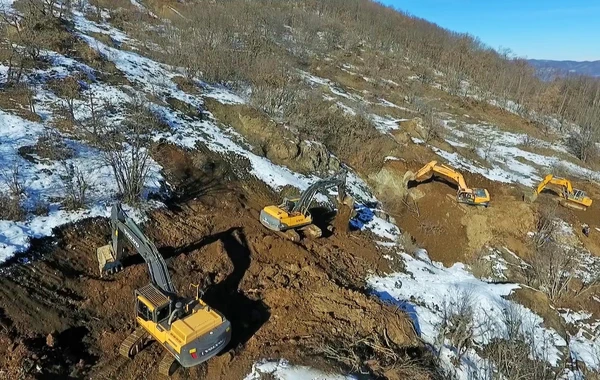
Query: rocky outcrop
[[205, 98, 339, 174]]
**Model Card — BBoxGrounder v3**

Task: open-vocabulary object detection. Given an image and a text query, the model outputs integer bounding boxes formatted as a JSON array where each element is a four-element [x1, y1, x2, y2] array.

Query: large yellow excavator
[[259, 170, 354, 241], [96, 203, 231, 376], [531, 174, 592, 210], [405, 160, 491, 206]]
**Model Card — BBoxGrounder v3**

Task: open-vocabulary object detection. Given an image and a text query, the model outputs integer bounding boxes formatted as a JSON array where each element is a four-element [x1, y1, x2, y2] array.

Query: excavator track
[[92, 356, 129, 379], [274, 229, 300, 242], [300, 224, 322, 239], [158, 352, 180, 377], [119, 327, 151, 358], [560, 199, 587, 211]]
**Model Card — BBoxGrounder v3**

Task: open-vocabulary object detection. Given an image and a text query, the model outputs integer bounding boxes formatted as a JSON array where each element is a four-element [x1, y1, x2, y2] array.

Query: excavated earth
[[0, 144, 432, 380]]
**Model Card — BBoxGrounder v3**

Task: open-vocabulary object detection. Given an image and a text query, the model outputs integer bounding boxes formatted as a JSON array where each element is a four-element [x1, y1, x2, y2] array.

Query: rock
[[46, 331, 58, 348]]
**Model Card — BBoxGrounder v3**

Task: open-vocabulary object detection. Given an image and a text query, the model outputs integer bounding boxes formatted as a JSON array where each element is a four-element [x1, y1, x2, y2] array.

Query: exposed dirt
[[0, 144, 436, 380], [370, 158, 538, 266]]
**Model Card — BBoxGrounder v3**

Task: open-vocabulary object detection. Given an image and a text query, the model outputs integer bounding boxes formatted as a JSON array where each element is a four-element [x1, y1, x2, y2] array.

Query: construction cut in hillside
[[404, 161, 491, 206]]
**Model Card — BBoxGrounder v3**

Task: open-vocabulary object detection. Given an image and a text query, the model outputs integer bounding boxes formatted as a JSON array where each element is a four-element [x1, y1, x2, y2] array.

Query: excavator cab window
[[137, 300, 151, 321], [573, 189, 586, 199], [155, 305, 170, 323]]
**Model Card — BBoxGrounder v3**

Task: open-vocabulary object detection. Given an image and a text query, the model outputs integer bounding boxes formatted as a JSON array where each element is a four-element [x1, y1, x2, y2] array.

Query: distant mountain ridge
[[528, 59, 600, 79]]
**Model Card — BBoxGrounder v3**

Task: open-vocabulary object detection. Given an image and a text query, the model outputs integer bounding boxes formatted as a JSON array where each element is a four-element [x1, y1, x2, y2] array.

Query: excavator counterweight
[[96, 203, 231, 376], [405, 160, 490, 206], [531, 174, 592, 210], [260, 169, 354, 241]]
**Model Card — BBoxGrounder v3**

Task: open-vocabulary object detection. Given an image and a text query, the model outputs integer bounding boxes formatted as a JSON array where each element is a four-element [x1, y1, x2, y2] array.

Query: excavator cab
[[458, 188, 490, 206]]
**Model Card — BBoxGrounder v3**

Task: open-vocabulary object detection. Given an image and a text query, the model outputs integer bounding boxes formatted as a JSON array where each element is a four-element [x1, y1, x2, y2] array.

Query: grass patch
[[0, 85, 41, 122], [172, 76, 201, 95], [18, 130, 74, 163]]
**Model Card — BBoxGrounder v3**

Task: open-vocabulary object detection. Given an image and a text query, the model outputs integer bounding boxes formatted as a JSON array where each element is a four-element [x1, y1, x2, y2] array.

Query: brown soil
[[0, 144, 434, 380], [371, 158, 537, 266]]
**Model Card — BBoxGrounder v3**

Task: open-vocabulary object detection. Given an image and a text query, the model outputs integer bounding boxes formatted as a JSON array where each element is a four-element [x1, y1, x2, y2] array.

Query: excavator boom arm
[[536, 174, 575, 195], [292, 170, 348, 215], [110, 203, 176, 294], [414, 161, 470, 192]]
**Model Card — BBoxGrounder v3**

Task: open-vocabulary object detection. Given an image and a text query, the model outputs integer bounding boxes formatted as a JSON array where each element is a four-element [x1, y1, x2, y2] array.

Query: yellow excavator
[[259, 170, 354, 241], [405, 160, 491, 206], [531, 174, 592, 210], [96, 203, 231, 376]]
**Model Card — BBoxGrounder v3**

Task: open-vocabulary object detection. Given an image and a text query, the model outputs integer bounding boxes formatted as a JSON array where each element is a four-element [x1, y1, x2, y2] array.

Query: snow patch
[[369, 252, 568, 379], [244, 360, 355, 380]]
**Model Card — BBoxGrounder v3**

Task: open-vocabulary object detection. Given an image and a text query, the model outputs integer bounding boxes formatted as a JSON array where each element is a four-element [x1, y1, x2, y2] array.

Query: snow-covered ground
[[434, 120, 600, 187], [244, 360, 355, 380], [368, 249, 572, 379], [0, 109, 163, 262], [0, 2, 382, 261]]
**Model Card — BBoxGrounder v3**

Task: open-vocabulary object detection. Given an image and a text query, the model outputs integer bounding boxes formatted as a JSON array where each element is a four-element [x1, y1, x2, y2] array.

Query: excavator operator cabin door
[[136, 297, 159, 338], [137, 299, 152, 321]]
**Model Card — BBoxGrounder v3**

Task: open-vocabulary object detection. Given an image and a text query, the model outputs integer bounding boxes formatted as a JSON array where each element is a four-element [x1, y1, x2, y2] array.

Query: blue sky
[[378, 0, 600, 61]]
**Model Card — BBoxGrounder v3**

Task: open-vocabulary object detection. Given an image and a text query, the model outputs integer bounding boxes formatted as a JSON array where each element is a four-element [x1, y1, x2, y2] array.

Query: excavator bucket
[[96, 244, 123, 277], [338, 193, 355, 209], [402, 170, 417, 188]]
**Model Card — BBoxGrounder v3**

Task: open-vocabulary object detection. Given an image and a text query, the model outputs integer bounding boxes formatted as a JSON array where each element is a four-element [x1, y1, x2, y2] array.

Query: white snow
[[0, 111, 162, 262], [431, 120, 600, 187], [370, 114, 402, 133], [244, 360, 355, 380], [369, 252, 568, 379], [364, 216, 399, 241]]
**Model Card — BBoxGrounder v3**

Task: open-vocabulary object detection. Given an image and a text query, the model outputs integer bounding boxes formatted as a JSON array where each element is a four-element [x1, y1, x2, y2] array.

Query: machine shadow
[[166, 228, 270, 351], [308, 206, 337, 238]]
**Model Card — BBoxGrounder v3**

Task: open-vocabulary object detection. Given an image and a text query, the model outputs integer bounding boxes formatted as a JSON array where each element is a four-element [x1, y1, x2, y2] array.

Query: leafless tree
[[60, 162, 91, 210], [99, 98, 159, 204], [436, 288, 477, 363], [49, 76, 82, 122]]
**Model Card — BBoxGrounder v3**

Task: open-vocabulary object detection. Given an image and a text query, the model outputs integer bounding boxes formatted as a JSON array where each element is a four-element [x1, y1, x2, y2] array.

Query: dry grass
[[0, 85, 40, 122], [18, 130, 74, 162], [171, 76, 201, 95], [0, 194, 25, 221]]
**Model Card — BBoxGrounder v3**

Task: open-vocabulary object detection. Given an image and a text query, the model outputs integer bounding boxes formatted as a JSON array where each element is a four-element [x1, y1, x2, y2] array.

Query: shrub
[[0, 194, 25, 221], [60, 163, 90, 210]]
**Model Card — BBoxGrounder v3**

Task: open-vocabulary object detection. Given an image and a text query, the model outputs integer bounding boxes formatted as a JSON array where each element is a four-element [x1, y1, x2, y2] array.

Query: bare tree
[[436, 289, 477, 363], [421, 110, 445, 144], [60, 162, 90, 210], [526, 207, 579, 301], [99, 98, 158, 204], [49, 76, 82, 122], [483, 303, 556, 380]]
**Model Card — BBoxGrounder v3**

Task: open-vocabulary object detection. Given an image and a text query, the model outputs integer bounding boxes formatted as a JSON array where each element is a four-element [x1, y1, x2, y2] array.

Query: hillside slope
[[529, 59, 600, 78], [0, 0, 599, 379]]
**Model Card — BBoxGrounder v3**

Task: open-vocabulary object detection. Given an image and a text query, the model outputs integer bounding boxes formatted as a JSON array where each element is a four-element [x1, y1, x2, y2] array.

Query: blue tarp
[[373, 290, 422, 337], [349, 203, 376, 230]]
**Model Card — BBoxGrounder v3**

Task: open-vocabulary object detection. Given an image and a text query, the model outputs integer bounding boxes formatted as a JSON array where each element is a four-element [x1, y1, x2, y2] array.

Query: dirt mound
[[374, 159, 537, 266], [0, 146, 432, 380], [332, 202, 353, 235]]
